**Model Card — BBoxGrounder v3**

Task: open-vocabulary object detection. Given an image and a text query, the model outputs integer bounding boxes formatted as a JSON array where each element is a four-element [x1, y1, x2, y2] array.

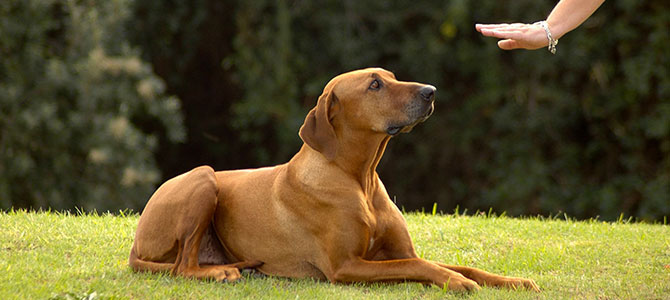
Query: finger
[[478, 28, 500, 37], [479, 28, 523, 39], [476, 23, 495, 32], [476, 23, 533, 33], [495, 30, 526, 39], [486, 26, 532, 35], [476, 23, 511, 31], [476, 23, 529, 30]]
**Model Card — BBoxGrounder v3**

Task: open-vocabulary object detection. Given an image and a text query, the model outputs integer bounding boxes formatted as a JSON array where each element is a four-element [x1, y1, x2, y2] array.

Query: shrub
[[0, 0, 184, 211], [136, 0, 668, 220]]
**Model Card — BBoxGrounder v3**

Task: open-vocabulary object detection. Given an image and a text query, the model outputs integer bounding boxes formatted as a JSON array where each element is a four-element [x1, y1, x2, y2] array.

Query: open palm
[[475, 23, 549, 50]]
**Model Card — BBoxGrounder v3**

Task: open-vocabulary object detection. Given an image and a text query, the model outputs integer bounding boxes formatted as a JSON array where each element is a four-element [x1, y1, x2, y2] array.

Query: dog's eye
[[369, 80, 381, 90]]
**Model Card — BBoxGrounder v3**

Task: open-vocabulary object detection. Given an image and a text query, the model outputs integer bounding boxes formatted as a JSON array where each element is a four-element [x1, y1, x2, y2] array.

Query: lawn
[[1, 210, 668, 299]]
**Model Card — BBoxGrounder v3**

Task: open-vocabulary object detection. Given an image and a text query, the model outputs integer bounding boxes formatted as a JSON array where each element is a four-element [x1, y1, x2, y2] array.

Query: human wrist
[[546, 19, 567, 40], [534, 21, 559, 54]]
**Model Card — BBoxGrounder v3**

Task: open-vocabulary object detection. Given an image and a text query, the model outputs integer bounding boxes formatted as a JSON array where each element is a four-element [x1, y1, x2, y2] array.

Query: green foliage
[[0, 0, 185, 211], [2, 0, 668, 220], [230, 0, 305, 162], [131, 0, 666, 220], [127, 0, 265, 175], [223, 0, 670, 221]]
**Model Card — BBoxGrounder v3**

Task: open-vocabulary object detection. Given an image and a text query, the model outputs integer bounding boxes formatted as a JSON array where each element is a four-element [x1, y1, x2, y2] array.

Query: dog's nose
[[419, 85, 436, 102]]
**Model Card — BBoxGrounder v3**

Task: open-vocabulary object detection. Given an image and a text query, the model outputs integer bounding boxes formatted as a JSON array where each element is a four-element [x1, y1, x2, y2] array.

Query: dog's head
[[299, 67, 436, 160]]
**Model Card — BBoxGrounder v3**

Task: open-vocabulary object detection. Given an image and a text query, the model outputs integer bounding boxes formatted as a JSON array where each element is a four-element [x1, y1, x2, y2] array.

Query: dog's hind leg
[[128, 244, 174, 273], [129, 166, 260, 282]]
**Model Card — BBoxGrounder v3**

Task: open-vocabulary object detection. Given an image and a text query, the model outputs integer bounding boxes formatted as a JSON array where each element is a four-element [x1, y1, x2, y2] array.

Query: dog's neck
[[292, 129, 390, 196], [331, 130, 391, 195]]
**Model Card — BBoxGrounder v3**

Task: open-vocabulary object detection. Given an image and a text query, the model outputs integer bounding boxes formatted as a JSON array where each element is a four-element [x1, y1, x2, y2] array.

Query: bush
[[131, 0, 668, 221], [0, 0, 184, 211], [3, 0, 667, 221]]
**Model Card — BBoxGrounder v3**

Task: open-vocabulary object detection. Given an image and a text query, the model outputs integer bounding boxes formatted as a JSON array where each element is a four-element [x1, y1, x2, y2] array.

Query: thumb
[[497, 39, 520, 50]]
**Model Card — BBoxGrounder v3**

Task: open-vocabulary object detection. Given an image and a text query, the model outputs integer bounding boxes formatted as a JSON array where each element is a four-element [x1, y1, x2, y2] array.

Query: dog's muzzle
[[386, 85, 436, 135]]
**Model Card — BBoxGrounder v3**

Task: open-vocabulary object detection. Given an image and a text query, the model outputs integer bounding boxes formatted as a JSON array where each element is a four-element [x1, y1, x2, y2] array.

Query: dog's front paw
[[502, 277, 540, 292], [446, 276, 481, 292]]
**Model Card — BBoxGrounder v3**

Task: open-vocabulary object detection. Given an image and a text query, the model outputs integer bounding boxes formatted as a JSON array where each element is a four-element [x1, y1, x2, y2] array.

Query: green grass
[[1, 210, 668, 299]]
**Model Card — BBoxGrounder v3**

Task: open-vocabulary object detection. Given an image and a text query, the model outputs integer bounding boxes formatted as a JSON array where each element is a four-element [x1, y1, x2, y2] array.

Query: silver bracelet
[[534, 21, 558, 54]]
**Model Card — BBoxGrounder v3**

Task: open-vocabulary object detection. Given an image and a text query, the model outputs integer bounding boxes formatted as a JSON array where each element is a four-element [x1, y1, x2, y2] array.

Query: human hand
[[475, 23, 549, 51]]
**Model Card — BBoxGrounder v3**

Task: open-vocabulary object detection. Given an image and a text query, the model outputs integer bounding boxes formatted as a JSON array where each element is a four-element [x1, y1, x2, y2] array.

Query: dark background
[[1, 0, 668, 221]]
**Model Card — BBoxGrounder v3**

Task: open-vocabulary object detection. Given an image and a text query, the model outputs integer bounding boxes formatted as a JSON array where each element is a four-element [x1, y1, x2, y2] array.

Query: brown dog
[[129, 68, 539, 292]]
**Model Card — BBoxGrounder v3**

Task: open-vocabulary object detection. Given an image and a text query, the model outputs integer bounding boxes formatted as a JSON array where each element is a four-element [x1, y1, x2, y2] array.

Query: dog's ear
[[299, 89, 338, 161]]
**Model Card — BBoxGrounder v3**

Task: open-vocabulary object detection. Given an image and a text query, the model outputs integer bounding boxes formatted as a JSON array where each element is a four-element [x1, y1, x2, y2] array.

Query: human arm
[[475, 0, 605, 51]]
